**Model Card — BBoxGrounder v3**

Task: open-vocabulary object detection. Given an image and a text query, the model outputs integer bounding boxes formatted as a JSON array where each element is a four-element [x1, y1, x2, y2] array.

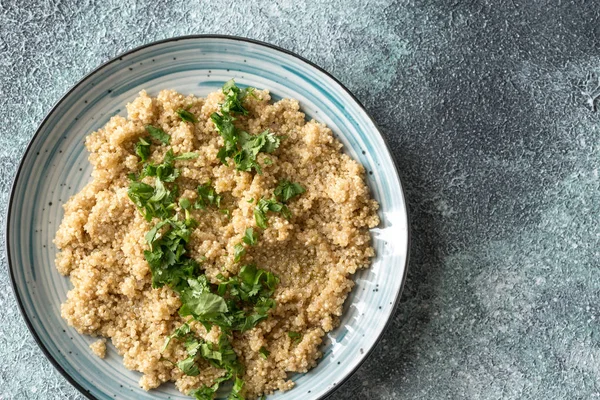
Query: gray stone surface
[[1, 0, 599, 399]]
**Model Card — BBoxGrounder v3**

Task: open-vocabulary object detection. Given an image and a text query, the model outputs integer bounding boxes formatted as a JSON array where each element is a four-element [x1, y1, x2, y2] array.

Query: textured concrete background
[[2, 0, 600, 399]]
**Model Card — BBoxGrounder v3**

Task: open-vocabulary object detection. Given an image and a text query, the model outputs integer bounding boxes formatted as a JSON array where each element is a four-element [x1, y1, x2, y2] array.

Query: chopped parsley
[[146, 125, 170, 144], [274, 180, 305, 203], [234, 228, 258, 263], [134, 137, 151, 162], [220, 209, 231, 218], [220, 79, 255, 115], [195, 182, 221, 209], [177, 108, 198, 123], [254, 198, 291, 229], [233, 243, 246, 263], [167, 328, 245, 399], [242, 228, 258, 246], [127, 178, 178, 221], [174, 152, 199, 160], [258, 346, 270, 359], [288, 331, 302, 345], [136, 149, 181, 182], [211, 80, 282, 173], [233, 130, 281, 174]]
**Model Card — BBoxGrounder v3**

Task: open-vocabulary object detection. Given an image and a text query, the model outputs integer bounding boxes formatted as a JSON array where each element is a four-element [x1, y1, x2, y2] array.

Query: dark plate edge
[[5, 34, 412, 400]]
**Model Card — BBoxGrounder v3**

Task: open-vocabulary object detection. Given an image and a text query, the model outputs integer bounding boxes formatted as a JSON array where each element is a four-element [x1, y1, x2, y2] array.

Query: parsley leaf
[[233, 130, 281, 173], [162, 323, 191, 351], [179, 276, 229, 321], [254, 198, 291, 228], [174, 152, 199, 160], [227, 376, 245, 400], [178, 355, 200, 376], [195, 182, 222, 209], [134, 137, 151, 162], [242, 228, 258, 246], [221, 79, 251, 115], [128, 178, 177, 221], [233, 243, 246, 263], [259, 346, 270, 359], [211, 112, 238, 165], [146, 125, 170, 144], [288, 331, 302, 344], [190, 385, 218, 400], [274, 180, 305, 203], [211, 81, 282, 173], [177, 109, 198, 123]]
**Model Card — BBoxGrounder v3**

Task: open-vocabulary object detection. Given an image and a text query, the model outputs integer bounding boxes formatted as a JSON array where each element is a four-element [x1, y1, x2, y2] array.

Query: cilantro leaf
[[146, 125, 170, 144], [242, 228, 258, 246], [174, 152, 199, 160], [254, 198, 291, 228], [227, 376, 245, 400], [211, 81, 282, 173], [138, 149, 180, 182], [233, 243, 246, 263], [288, 331, 302, 344], [128, 178, 177, 221], [134, 137, 151, 162], [274, 180, 305, 203], [211, 112, 238, 165], [177, 109, 197, 123], [190, 385, 218, 400], [179, 276, 229, 320], [221, 79, 250, 115], [179, 197, 191, 210], [195, 182, 222, 209], [258, 346, 270, 359], [233, 130, 281, 173], [178, 355, 200, 376], [162, 323, 191, 351]]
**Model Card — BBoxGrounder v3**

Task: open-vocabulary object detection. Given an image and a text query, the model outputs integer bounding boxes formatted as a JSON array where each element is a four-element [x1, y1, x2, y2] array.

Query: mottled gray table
[[2, 1, 600, 399]]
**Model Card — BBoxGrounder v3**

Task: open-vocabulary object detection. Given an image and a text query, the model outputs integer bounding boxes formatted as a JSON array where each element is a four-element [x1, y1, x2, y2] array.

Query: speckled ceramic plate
[[6, 35, 409, 400]]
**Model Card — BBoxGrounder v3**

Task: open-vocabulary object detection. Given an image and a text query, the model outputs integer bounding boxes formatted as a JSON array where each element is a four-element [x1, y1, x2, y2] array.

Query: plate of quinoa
[[7, 36, 409, 400]]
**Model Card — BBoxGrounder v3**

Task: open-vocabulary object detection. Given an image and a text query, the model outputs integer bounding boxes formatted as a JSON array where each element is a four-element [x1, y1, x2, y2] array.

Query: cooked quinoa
[[90, 339, 107, 359], [54, 85, 379, 399]]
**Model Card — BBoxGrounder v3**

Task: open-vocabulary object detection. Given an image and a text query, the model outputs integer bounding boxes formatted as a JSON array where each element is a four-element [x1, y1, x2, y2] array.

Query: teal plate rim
[[6, 34, 411, 400]]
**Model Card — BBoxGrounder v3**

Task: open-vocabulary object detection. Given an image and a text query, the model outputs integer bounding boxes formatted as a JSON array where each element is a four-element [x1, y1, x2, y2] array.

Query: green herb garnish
[[288, 331, 302, 344], [127, 178, 178, 221], [174, 152, 199, 160], [221, 80, 252, 115], [195, 182, 221, 209], [274, 180, 305, 203], [233, 243, 246, 263], [211, 80, 282, 173], [146, 125, 170, 144], [254, 198, 291, 229], [167, 327, 246, 399], [220, 209, 231, 218], [135, 149, 181, 182], [242, 228, 258, 246], [177, 109, 198, 123], [135, 137, 151, 162], [258, 346, 270, 359]]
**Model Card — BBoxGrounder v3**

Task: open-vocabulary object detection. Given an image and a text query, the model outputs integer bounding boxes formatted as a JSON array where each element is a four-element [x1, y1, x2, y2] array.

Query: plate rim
[[6, 34, 411, 400]]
